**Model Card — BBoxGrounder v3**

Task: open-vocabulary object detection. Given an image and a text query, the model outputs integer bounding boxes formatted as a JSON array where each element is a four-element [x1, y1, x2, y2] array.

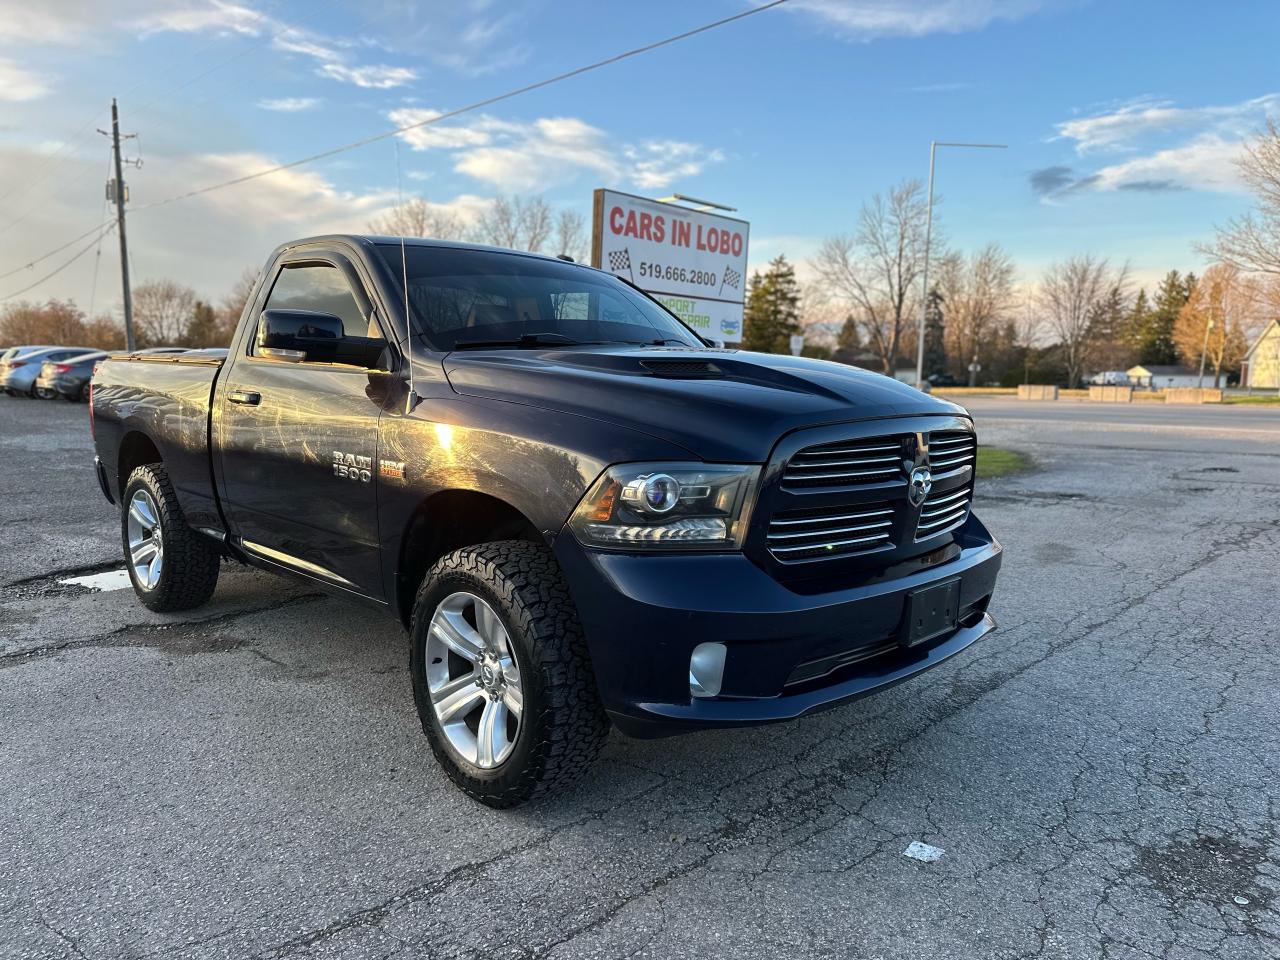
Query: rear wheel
[[122, 464, 221, 612], [32, 384, 54, 399], [410, 541, 609, 807]]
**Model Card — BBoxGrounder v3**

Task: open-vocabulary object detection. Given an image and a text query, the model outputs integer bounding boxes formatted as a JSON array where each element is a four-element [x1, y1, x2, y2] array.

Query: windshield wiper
[[451, 332, 588, 350]]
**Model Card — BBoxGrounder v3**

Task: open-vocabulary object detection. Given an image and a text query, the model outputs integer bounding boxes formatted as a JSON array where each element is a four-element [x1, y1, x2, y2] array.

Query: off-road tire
[[122, 464, 221, 612], [410, 540, 609, 807]]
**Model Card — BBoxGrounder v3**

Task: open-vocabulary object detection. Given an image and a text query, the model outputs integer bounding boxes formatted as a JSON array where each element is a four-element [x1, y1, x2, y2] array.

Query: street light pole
[[914, 141, 1007, 389], [1198, 315, 1215, 389]]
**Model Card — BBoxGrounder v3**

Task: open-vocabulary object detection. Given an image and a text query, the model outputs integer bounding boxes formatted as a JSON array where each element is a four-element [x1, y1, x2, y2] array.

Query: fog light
[[688, 642, 727, 698]]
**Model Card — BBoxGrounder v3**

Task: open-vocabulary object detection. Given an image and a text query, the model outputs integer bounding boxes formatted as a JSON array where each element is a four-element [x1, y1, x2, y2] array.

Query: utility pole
[[105, 99, 136, 351]]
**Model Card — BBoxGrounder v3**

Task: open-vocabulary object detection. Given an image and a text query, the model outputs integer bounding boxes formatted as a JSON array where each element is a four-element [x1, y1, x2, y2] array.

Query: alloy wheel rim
[[126, 490, 164, 590], [425, 591, 523, 770]]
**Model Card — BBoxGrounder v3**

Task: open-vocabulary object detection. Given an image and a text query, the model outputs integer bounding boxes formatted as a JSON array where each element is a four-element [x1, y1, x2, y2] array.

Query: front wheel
[[410, 541, 609, 807], [121, 464, 221, 612]]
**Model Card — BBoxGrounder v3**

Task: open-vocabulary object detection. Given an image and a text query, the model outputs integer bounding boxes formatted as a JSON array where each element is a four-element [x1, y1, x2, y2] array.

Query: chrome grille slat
[[769, 508, 892, 527], [786, 455, 902, 469], [770, 533, 891, 557], [792, 443, 901, 458], [767, 519, 892, 541], [917, 509, 968, 532]]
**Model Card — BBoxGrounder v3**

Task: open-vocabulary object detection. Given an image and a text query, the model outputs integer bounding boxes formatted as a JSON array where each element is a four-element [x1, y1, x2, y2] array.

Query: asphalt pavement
[[2, 395, 1278, 960]]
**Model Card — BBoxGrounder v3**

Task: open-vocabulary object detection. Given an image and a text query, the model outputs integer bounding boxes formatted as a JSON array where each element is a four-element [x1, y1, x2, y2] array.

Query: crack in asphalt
[[0, 592, 326, 669]]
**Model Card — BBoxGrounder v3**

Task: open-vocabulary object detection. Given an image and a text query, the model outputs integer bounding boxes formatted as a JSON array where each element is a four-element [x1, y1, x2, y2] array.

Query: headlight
[[569, 462, 760, 551]]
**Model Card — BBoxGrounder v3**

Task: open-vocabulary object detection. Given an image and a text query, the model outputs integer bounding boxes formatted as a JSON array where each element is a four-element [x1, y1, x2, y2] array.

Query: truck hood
[[442, 347, 966, 462]]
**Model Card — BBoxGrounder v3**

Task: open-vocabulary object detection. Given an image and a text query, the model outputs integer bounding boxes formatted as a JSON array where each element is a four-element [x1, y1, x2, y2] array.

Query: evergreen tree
[[836, 314, 860, 352], [1123, 289, 1151, 350], [922, 287, 946, 376], [741, 255, 801, 354], [1140, 270, 1189, 365], [185, 300, 220, 348]]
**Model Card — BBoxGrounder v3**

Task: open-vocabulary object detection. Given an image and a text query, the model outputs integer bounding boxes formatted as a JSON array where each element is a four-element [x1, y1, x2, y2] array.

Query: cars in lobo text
[[90, 235, 1002, 807]]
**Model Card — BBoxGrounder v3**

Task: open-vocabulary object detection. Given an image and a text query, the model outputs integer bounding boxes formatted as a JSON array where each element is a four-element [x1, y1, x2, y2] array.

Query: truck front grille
[[915, 485, 974, 539], [766, 501, 895, 563], [782, 437, 906, 489]]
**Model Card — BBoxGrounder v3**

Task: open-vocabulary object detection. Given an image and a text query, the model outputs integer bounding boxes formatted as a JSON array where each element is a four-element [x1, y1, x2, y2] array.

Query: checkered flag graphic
[[607, 247, 634, 282], [719, 266, 742, 297]]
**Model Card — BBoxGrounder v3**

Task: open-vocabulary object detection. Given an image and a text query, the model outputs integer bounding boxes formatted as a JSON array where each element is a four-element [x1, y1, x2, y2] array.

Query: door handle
[[228, 390, 261, 406]]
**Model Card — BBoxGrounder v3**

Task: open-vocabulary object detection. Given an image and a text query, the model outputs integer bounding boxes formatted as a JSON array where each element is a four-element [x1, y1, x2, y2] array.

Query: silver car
[[0, 346, 97, 397]]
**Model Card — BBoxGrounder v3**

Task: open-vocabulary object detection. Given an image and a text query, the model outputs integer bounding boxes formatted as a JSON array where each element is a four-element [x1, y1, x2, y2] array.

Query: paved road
[[2, 396, 1278, 960]]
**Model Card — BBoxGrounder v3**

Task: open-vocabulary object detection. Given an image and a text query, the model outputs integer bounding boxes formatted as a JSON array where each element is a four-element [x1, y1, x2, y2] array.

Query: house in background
[[1241, 319, 1280, 390], [1126, 364, 1202, 390]]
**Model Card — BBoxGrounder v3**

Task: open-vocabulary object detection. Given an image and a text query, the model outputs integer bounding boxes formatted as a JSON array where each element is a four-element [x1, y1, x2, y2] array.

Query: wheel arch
[[117, 430, 163, 498], [395, 489, 544, 627]]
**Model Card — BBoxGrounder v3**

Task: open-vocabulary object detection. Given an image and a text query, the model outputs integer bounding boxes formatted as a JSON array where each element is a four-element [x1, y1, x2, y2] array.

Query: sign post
[[592, 189, 749, 344]]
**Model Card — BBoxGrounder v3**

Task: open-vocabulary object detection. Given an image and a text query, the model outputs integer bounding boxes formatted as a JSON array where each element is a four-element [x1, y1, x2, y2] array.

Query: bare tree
[[368, 196, 467, 240], [1036, 255, 1128, 388], [555, 209, 587, 262], [811, 179, 932, 373], [475, 196, 554, 252], [936, 244, 1017, 379], [1206, 118, 1280, 276], [134, 280, 196, 346]]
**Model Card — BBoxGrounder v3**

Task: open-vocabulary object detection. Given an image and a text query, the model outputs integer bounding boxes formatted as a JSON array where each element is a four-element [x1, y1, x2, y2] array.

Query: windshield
[[376, 245, 702, 351]]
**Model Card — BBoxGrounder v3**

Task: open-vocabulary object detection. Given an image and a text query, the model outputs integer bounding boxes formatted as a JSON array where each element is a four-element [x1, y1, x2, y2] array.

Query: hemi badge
[[379, 460, 406, 481]]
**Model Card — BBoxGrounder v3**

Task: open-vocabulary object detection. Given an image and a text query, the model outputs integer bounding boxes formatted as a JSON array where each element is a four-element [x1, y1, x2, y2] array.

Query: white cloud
[[257, 97, 321, 112], [1089, 135, 1246, 193], [789, 0, 1050, 39], [318, 63, 416, 89], [390, 110, 724, 193], [135, 1, 264, 37], [130, 2, 417, 89], [0, 57, 49, 101], [626, 141, 726, 190], [1054, 94, 1280, 154], [1038, 93, 1280, 198]]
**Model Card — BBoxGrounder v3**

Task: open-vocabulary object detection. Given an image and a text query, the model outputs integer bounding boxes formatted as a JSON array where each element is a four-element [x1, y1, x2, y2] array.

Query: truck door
[[214, 255, 393, 599]]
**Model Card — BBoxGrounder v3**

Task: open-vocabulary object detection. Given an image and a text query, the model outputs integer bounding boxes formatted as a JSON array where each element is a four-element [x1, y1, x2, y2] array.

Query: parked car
[[1088, 370, 1131, 386], [927, 372, 963, 387], [91, 235, 1002, 807], [1, 346, 96, 397], [34, 351, 111, 402]]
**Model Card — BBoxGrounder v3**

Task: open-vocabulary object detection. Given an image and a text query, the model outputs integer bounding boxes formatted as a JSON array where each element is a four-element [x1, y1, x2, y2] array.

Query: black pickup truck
[[91, 235, 1001, 807]]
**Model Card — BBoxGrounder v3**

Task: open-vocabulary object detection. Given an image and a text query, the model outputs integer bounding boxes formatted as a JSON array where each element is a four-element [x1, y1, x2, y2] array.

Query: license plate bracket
[[901, 578, 961, 648]]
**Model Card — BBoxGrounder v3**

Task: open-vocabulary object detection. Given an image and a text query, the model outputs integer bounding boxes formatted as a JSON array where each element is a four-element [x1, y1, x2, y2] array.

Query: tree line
[[744, 120, 1280, 387]]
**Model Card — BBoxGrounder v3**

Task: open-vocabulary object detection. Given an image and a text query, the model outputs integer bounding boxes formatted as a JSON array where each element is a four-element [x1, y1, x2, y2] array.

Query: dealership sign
[[591, 188, 749, 343]]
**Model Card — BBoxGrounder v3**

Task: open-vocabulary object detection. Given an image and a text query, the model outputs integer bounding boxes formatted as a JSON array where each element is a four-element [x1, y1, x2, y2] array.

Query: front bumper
[[555, 513, 1001, 738]]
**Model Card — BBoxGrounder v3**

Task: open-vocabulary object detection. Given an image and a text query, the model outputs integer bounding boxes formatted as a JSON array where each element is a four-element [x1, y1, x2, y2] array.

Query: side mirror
[[257, 309, 342, 362], [256, 309, 388, 369]]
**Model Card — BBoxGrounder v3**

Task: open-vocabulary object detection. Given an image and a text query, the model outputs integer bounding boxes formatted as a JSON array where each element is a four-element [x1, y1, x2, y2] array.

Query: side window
[[263, 264, 378, 341]]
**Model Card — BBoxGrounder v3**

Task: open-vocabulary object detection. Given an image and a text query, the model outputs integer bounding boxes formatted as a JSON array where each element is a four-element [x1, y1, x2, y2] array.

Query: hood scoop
[[639, 358, 725, 379]]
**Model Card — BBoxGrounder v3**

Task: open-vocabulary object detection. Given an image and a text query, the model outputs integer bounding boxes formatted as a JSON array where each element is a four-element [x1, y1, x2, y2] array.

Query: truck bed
[[91, 349, 227, 538]]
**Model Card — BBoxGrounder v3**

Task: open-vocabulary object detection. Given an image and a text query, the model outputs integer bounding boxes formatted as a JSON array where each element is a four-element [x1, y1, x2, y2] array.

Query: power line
[[135, 0, 791, 212], [0, 224, 115, 303], [0, 219, 116, 283]]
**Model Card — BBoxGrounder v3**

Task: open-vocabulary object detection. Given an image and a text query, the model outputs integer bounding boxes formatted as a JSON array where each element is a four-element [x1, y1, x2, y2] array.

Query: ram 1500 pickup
[[91, 234, 1002, 807]]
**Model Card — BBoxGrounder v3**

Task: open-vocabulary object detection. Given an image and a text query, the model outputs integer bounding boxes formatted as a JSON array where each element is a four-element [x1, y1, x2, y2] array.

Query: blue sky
[[1, 0, 1276, 313]]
